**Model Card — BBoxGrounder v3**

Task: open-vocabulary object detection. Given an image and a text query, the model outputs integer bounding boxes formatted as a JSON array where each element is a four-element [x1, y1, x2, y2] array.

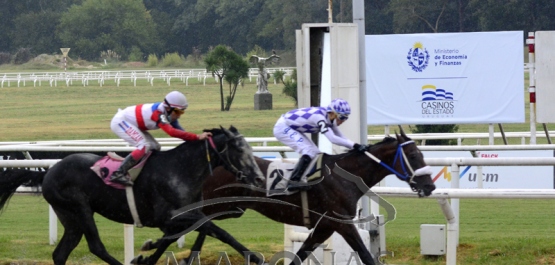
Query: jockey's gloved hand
[[353, 143, 368, 153]]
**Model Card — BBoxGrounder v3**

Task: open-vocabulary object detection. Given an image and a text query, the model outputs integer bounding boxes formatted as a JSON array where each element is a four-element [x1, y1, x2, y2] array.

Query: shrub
[[13, 48, 33, 65], [147, 54, 158, 66], [0, 52, 11, 65], [160, 52, 185, 67], [128, 46, 143, 62], [281, 69, 298, 106]]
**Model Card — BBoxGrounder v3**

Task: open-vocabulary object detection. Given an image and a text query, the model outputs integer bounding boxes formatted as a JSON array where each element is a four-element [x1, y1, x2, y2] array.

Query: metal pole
[[526, 32, 536, 145], [353, 0, 370, 223]]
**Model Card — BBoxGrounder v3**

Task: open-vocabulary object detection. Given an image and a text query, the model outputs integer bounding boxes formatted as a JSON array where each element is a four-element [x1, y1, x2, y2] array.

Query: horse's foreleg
[[179, 231, 207, 265], [138, 238, 178, 265], [335, 223, 376, 265], [190, 231, 207, 254], [289, 228, 334, 265], [137, 212, 206, 265], [194, 221, 263, 264]]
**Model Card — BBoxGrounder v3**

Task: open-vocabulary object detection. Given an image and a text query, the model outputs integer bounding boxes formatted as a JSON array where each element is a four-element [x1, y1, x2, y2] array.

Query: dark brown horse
[[0, 126, 264, 265], [142, 129, 436, 265]]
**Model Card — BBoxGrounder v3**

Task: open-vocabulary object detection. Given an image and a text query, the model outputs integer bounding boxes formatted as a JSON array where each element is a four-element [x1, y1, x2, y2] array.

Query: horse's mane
[[373, 136, 397, 146], [167, 127, 232, 152]]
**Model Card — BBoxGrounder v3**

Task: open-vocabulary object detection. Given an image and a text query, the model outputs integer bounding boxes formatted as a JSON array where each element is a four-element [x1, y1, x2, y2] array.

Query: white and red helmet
[[164, 91, 188, 110]]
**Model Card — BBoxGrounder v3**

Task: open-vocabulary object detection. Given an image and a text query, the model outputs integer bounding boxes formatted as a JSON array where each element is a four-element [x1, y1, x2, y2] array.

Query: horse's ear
[[221, 126, 234, 138], [229, 125, 238, 133], [398, 125, 408, 139]]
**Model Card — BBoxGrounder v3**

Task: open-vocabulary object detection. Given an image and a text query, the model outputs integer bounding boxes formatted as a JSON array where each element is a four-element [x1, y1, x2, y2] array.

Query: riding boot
[[110, 154, 138, 186], [287, 155, 312, 191]]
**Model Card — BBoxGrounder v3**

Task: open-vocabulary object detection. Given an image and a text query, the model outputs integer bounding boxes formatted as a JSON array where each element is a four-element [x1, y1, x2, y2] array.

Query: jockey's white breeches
[[273, 117, 320, 159], [111, 110, 161, 151]]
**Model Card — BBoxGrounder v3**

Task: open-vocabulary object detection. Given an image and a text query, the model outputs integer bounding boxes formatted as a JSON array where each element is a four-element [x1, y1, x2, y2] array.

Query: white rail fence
[[0, 67, 295, 88], [1, 130, 554, 150]]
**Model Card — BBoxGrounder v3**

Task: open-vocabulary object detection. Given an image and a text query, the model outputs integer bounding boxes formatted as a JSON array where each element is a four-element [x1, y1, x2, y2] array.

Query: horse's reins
[[363, 140, 431, 186], [206, 136, 245, 180]]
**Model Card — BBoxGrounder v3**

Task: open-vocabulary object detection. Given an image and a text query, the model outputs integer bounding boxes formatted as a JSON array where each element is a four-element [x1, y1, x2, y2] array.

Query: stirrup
[[111, 173, 134, 186]]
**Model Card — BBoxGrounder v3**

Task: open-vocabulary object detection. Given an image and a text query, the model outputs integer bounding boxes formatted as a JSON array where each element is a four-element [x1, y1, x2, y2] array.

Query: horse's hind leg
[[55, 206, 123, 265], [81, 213, 123, 265], [52, 213, 83, 265]]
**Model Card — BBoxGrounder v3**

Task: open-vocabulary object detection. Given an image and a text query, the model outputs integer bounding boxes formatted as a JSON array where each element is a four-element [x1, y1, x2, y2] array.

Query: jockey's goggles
[[338, 113, 349, 121], [173, 108, 185, 114]]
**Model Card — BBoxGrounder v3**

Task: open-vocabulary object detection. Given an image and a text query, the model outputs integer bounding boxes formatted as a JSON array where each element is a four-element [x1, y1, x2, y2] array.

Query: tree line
[[0, 0, 553, 62]]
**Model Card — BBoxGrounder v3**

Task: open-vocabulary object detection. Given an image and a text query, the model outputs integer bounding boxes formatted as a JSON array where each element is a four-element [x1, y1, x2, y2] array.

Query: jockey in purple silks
[[273, 98, 368, 191]]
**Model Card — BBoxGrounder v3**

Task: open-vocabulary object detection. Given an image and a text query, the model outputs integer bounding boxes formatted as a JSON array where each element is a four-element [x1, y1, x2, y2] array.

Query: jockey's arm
[[321, 128, 355, 149], [159, 122, 199, 141]]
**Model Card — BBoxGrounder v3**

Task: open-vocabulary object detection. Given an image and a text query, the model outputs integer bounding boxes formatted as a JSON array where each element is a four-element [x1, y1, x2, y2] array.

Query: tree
[[57, 0, 160, 60], [205, 45, 249, 111], [223, 56, 249, 111], [13, 11, 62, 54], [389, 0, 459, 33]]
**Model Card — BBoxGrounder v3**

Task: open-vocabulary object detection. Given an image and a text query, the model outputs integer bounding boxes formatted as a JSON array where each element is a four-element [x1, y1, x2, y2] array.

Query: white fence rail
[[1, 130, 554, 151], [0, 67, 295, 88]]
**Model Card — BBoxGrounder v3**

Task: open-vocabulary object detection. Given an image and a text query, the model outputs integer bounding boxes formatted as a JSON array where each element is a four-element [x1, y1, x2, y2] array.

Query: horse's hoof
[[140, 239, 153, 251], [130, 254, 144, 265]]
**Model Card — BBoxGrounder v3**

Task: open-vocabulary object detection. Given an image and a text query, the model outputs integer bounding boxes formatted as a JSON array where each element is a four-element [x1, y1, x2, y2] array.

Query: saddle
[[265, 154, 325, 197], [90, 152, 150, 190]]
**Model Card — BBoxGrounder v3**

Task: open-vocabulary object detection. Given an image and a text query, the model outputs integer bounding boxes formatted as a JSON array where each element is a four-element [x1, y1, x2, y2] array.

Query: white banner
[[365, 31, 524, 125], [384, 150, 554, 189]]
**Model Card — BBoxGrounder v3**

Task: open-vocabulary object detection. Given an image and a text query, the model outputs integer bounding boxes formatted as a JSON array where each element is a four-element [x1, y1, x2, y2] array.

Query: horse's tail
[[0, 169, 47, 214]]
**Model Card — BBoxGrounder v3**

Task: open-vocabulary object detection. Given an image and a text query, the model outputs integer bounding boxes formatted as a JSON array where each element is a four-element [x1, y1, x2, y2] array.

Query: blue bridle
[[364, 140, 431, 184]]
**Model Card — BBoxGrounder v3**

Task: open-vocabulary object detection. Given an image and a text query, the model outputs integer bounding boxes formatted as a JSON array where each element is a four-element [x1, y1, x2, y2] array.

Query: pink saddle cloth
[[90, 153, 149, 190]]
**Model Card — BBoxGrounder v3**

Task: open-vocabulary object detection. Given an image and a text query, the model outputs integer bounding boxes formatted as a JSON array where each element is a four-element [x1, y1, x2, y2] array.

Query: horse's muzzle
[[417, 184, 436, 197]]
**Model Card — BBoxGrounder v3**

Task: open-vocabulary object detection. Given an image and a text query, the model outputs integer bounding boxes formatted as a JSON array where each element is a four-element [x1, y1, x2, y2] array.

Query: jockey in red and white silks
[[109, 91, 211, 186]]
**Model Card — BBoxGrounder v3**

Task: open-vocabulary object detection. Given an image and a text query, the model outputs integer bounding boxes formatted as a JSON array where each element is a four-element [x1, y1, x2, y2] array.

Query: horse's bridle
[[363, 140, 432, 189], [206, 135, 246, 181]]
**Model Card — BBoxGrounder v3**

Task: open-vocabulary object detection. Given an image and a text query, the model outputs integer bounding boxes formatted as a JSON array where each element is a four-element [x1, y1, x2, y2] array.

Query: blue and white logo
[[407, 42, 430, 72], [420, 84, 455, 118]]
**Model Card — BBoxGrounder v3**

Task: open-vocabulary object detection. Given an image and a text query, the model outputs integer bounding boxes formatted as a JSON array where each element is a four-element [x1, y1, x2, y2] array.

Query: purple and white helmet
[[327, 98, 351, 115]]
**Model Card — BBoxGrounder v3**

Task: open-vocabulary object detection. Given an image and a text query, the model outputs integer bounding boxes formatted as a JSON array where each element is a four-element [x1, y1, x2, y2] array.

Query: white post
[[450, 163, 460, 246], [49, 205, 57, 245], [353, 0, 369, 227], [477, 166, 483, 189], [488, 123, 494, 145], [124, 224, 134, 265], [437, 198, 457, 265]]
